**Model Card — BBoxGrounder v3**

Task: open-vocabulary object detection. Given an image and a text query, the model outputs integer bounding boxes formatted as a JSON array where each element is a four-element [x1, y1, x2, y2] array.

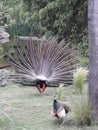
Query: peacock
[[51, 93, 71, 124], [3, 37, 77, 93]]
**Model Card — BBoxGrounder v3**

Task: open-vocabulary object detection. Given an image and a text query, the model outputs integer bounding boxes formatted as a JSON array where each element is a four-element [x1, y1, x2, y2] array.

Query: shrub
[[79, 57, 89, 67], [77, 35, 88, 57], [73, 67, 88, 93], [72, 95, 91, 126], [6, 23, 31, 37]]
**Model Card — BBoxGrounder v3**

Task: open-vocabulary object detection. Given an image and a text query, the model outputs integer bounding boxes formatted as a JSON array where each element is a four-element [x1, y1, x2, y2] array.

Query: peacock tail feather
[[4, 37, 78, 87]]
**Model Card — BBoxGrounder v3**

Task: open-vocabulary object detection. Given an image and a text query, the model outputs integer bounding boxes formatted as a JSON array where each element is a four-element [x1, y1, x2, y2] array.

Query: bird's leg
[[41, 83, 46, 93], [58, 118, 61, 125], [36, 84, 42, 93], [60, 120, 65, 125], [60, 117, 66, 125], [58, 118, 63, 125]]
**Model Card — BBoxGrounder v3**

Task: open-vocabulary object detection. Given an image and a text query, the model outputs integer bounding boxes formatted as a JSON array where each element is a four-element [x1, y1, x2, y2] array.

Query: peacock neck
[[53, 99, 59, 110]]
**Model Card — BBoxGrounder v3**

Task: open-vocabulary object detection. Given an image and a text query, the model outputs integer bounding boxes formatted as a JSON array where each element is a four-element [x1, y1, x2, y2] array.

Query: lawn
[[0, 84, 97, 130]]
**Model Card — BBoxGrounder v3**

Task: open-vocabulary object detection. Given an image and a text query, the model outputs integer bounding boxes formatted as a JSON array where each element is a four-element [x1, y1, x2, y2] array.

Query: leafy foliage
[[0, 0, 88, 56], [6, 23, 31, 37], [79, 57, 89, 67], [39, 0, 87, 39], [23, 0, 88, 56]]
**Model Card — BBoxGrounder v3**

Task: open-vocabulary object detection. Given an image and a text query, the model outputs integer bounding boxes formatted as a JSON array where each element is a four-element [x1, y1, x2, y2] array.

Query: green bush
[[73, 67, 88, 93], [79, 57, 89, 67], [72, 95, 91, 126], [77, 35, 88, 57], [6, 23, 31, 37]]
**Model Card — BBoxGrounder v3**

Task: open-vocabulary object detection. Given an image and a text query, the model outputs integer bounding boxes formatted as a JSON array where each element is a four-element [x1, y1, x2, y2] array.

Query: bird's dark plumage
[[52, 97, 71, 121]]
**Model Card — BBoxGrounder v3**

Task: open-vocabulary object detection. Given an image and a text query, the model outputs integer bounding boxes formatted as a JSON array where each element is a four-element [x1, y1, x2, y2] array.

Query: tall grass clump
[[72, 95, 91, 126], [57, 84, 64, 100], [73, 67, 88, 93]]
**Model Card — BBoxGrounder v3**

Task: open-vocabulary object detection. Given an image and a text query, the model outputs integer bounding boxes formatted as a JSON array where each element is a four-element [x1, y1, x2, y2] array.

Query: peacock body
[[51, 94, 71, 124], [4, 37, 77, 92]]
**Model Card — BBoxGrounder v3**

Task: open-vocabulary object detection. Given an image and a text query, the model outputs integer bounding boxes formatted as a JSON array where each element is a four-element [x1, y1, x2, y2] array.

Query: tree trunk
[[88, 0, 98, 120]]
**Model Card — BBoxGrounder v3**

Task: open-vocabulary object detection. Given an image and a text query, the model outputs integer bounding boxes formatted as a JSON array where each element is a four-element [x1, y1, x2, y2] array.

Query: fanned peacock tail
[[4, 37, 78, 89]]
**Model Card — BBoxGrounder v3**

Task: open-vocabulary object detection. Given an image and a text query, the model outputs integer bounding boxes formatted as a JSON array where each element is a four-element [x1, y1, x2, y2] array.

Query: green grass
[[0, 84, 97, 130]]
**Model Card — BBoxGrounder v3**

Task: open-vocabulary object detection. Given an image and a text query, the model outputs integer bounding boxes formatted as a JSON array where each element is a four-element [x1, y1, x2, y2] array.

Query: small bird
[[51, 95, 71, 124]]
